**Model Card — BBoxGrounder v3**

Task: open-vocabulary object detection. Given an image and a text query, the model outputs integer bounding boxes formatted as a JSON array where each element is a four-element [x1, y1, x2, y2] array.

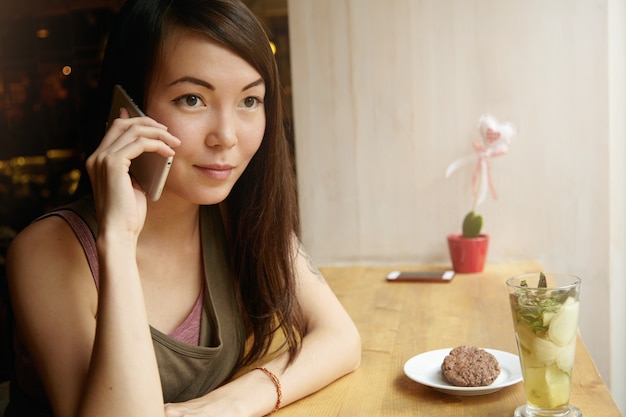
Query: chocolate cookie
[[441, 345, 501, 387]]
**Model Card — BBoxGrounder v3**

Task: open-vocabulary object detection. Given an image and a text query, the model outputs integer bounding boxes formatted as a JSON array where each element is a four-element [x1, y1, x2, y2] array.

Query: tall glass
[[506, 273, 582, 417]]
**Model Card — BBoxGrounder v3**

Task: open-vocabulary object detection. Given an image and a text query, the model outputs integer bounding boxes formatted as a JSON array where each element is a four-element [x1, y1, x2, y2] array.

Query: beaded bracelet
[[254, 367, 282, 414]]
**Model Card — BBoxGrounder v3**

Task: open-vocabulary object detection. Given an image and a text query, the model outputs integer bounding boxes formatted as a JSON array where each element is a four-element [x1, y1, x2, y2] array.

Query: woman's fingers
[[103, 116, 180, 154], [87, 115, 180, 175]]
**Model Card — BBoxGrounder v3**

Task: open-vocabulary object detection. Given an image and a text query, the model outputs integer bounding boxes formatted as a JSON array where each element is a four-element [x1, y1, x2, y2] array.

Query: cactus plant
[[462, 211, 483, 238]]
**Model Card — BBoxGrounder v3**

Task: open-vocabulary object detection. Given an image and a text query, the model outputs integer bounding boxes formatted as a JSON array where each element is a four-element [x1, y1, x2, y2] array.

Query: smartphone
[[386, 270, 455, 283], [107, 84, 173, 201]]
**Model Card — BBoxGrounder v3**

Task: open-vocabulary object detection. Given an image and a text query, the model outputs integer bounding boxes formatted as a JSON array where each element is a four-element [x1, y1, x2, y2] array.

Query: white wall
[[288, 0, 624, 411]]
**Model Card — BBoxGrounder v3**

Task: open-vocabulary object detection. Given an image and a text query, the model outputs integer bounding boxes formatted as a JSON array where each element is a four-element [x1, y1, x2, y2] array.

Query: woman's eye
[[174, 94, 204, 108], [241, 96, 263, 109]]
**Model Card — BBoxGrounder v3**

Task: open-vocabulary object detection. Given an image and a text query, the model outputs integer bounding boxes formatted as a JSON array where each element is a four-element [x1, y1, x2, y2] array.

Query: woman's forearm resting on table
[[164, 324, 361, 417]]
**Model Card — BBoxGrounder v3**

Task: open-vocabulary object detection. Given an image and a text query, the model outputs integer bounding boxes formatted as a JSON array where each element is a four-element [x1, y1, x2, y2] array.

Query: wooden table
[[277, 262, 622, 416]]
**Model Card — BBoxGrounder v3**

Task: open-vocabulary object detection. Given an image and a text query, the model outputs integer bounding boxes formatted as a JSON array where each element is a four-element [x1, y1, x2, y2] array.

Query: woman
[[5, 1, 361, 416]]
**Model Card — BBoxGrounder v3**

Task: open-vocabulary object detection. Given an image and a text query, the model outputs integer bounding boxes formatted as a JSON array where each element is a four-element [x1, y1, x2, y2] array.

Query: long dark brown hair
[[85, 0, 304, 366]]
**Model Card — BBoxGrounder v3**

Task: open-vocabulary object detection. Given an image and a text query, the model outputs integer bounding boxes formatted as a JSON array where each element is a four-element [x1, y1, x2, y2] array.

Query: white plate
[[403, 348, 523, 396]]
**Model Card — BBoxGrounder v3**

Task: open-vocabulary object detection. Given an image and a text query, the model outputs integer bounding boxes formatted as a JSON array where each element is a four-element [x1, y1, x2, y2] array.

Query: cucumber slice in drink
[[548, 297, 579, 346]]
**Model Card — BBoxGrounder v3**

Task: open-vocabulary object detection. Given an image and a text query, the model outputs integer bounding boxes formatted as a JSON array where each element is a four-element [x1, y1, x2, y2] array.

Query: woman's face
[[145, 28, 266, 205]]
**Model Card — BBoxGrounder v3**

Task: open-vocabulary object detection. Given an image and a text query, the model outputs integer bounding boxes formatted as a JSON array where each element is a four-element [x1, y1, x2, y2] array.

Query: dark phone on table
[[386, 270, 455, 283], [107, 85, 173, 202]]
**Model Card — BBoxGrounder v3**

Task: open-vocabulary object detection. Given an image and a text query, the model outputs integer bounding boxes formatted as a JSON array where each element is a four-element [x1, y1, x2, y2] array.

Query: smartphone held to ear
[[386, 270, 455, 283], [107, 85, 173, 201]]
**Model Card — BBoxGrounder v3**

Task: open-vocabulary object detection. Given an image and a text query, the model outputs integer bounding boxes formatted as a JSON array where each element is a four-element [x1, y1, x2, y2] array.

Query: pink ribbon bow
[[446, 114, 515, 208]]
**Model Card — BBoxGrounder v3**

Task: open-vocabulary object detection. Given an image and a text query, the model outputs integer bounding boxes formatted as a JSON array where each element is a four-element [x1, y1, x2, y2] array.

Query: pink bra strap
[[168, 288, 203, 345]]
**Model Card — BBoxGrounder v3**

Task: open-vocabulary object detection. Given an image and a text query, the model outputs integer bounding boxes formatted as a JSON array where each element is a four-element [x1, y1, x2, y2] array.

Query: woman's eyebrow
[[168, 76, 214, 90], [168, 76, 265, 93], [243, 78, 264, 92]]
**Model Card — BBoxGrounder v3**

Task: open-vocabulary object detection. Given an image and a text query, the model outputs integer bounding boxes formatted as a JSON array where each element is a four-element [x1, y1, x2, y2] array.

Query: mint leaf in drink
[[515, 295, 560, 334], [511, 272, 560, 334]]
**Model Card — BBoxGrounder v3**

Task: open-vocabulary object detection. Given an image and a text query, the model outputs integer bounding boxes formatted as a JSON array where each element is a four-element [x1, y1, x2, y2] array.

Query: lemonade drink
[[507, 273, 581, 416]]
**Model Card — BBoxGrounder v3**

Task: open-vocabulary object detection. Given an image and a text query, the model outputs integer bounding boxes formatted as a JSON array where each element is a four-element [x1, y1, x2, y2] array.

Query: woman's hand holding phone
[[86, 106, 180, 238]]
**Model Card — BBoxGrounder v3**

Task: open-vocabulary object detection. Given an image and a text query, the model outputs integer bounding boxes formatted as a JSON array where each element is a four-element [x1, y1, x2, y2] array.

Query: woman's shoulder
[[9, 194, 96, 260], [6, 212, 94, 296], [10, 212, 82, 254], [11, 212, 69, 244]]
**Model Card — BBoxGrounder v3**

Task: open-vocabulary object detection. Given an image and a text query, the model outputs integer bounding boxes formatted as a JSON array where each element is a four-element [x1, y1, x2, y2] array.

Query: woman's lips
[[195, 164, 234, 180]]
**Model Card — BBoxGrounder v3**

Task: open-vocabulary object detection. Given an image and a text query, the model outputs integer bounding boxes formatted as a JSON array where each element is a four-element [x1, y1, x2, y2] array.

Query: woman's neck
[[140, 197, 201, 245]]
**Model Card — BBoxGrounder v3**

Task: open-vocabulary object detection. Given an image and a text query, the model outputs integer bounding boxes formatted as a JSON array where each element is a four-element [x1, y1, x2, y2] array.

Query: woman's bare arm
[[8, 217, 97, 417], [7, 214, 166, 417]]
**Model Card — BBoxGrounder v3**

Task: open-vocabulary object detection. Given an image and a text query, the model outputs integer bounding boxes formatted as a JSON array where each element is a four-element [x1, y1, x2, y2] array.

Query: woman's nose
[[204, 108, 237, 148]]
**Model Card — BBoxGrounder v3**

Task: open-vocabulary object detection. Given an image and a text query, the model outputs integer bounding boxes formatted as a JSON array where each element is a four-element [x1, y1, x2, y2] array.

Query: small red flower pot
[[447, 234, 489, 273]]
